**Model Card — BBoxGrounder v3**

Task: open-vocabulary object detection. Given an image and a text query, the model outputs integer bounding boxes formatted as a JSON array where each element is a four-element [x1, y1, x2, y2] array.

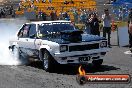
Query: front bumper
[[55, 48, 109, 57], [53, 48, 109, 64]]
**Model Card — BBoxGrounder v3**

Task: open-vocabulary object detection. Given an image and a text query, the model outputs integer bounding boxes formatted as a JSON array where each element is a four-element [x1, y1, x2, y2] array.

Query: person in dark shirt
[[128, 8, 132, 52], [89, 13, 101, 36], [50, 11, 54, 21], [42, 12, 47, 21]]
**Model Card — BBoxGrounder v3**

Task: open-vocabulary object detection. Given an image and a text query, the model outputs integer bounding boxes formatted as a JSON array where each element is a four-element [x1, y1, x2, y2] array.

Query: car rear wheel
[[11, 46, 21, 60], [10, 45, 28, 64], [92, 59, 103, 67]]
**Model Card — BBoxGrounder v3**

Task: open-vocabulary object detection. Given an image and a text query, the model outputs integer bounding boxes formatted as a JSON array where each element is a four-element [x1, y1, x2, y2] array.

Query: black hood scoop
[[60, 30, 83, 42]]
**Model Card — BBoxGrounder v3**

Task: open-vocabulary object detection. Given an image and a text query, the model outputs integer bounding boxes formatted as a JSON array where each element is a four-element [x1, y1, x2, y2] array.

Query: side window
[[29, 24, 36, 38], [17, 24, 30, 38], [17, 24, 25, 37]]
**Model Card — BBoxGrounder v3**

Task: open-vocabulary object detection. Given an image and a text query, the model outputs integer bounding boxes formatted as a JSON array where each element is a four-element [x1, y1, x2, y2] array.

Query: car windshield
[[38, 23, 75, 34]]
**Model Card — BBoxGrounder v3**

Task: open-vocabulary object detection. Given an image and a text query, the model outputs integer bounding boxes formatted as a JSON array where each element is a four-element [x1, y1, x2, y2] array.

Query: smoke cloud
[[0, 18, 28, 65]]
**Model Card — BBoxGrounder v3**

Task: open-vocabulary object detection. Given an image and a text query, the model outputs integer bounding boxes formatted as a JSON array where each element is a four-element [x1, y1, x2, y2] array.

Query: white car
[[9, 20, 109, 71]]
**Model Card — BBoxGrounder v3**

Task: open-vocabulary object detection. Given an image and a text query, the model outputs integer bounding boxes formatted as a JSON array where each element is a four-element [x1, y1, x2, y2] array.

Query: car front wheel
[[42, 50, 56, 72]]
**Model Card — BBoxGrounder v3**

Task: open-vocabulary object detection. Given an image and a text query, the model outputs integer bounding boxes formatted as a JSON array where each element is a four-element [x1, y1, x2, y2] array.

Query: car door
[[19, 24, 39, 57], [17, 24, 31, 55], [26, 24, 39, 56]]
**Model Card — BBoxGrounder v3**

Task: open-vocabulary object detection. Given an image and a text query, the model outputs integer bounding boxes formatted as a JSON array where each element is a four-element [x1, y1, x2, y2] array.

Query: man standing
[[80, 11, 87, 24], [89, 13, 101, 36], [102, 9, 112, 47], [128, 8, 132, 52], [73, 10, 79, 24]]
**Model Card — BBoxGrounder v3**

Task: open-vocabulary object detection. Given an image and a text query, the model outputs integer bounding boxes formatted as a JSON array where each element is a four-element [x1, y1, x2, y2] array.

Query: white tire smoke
[[0, 18, 28, 65]]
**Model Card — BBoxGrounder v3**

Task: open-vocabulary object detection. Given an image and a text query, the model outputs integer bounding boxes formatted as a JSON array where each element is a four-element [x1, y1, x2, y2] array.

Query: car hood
[[42, 34, 106, 44]]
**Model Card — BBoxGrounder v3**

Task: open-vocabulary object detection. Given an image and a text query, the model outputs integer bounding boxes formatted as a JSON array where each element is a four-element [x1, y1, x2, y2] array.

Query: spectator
[[42, 0, 46, 3], [49, 0, 52, 3], [53, 11, 57, 20], [38, 10, 41, 18], [11, 10, 15, 18], [89, 13, 101, 36], [0, 10, 1, 18], [1, 9, 5, 18], [128, 8, 132, 52], [63, 12, 70, 21], [80, 11, 87, 24], [50, 11, 57, 21], [84, 14, 91, 34], [42, 12, 47, 21], [38, 10, 45, 21], [102, 9, 112, 48], [73, 10, 79, 23], [50, 11, 54, 20], [58, 12, 62, 20]]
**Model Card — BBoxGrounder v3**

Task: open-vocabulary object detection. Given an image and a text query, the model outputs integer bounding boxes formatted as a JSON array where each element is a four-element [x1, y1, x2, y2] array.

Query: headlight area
[[60, 45, 68, 52], [100, 41, 107, 48]]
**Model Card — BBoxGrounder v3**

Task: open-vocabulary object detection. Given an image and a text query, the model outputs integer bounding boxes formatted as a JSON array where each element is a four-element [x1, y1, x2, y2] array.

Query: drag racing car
[[9, 20, 109, 71]]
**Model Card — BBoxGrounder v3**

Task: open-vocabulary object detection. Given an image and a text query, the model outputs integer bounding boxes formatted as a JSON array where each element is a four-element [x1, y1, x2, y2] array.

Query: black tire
[[92, 59, 103, 67], [10, 46, 28, 64], [130, 48, 132, 53], [11, 46, 21, 59], [42, 50, 57, 72]]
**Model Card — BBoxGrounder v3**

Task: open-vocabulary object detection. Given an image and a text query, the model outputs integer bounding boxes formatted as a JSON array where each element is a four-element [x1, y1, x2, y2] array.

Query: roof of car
[[29, 20, 71, 24]]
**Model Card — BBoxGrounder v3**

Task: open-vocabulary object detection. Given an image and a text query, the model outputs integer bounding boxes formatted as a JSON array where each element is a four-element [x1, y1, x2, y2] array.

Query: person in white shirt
[[102, 9, 111, 47]]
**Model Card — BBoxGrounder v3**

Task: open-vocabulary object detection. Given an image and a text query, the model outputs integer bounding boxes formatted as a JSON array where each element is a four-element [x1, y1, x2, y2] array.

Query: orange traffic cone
[[111, 20, 115, 32]]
